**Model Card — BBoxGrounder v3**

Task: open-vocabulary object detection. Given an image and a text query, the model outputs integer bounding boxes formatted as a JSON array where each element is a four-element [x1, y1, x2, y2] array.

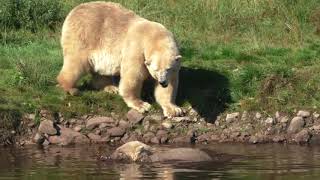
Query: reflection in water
[[1, 144, 320, 179]]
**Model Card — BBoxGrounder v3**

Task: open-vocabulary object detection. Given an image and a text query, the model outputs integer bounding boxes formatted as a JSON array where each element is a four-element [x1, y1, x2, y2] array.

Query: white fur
[[89, 50, 122, 76]]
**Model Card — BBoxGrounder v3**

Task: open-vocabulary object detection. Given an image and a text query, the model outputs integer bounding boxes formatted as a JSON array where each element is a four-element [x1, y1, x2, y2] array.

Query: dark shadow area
[[177, 67, 232, 122]]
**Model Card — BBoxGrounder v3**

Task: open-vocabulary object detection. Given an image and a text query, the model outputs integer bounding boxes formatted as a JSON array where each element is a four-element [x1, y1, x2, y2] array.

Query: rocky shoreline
[[5, 108, 320, 146]]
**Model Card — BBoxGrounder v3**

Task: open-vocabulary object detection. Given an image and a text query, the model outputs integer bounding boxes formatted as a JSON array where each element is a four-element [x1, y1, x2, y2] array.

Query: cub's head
[[145, 49, 182, 88]]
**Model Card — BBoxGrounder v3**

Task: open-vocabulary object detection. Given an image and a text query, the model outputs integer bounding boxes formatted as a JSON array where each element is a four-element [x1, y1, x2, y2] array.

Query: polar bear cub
[[57, 1, 183, 117]]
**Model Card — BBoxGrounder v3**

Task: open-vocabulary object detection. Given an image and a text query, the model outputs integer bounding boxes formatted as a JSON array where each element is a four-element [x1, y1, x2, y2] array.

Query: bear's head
[[144, 38, 182, 88]]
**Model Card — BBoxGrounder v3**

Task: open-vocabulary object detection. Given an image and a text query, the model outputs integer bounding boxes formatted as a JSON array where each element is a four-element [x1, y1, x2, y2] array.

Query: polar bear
[[57, 1, 183, 117]]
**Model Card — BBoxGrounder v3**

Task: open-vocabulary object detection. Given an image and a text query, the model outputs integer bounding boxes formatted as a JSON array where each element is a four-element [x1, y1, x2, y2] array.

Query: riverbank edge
[[2, 108, 320, 146]]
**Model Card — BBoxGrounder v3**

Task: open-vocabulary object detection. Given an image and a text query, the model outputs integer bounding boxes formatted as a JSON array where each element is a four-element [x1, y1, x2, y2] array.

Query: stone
[[275, 111, 280, 120], [280, 116, 289, 123], [160, 136, 168, 144], [99, 123, 108, 129], [107, 127, 126, 137], [311, 125, 320, 131], [255, 112, 262, 119], [297, 110, 311, 118], [73, 125, 83, 132], [313, 112, 320, 119], [150, 148, 212, 162], [38, 119, 57, 135], [87, 133, 106, 143], [241, 111, 248, 121], [111, 141, 153, 162], [287, 117, 305, 134], [172, 136, 192, 143], [146, 114, 163, 121], [309, 134, 320, 145], [150, 137, 160, 144], [48, 126, 89, 145], [118, 120, 130, 129], [86, 116, 114, 130], [161, 121, 173, 129], [226, 112, 240, 123], [272, 135, 286, 143], [33, 133, 45, 145], [197, 134, 210, 143], [143, 132, 155, 143], [249, 135, 263, 144], [294, 129, 311, 144], [126, 109, 145, 125], [171, 116, 191, 122], [156, 130, 168, 138], [265, 117, 275, 125]]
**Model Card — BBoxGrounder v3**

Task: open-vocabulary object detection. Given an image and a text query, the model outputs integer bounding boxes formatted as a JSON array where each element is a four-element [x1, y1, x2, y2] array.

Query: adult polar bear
[[57, 1, 183, 117]]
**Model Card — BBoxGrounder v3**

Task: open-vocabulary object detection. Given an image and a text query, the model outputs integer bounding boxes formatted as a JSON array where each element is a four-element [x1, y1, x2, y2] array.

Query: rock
[[42, 139, 50, 146], [275, 111, 280, 120], [118, 120, 130, 129], [48, 126, 89, 145], [287, 117, 305, 134], [143, 132, 155, 143], [272, 135, 286, 143], [107, 127, 126, 137], [33, 133, 45, 145], [280, 116, 289, 123], [110, 141, 212, 163], [38, 119, 57, 135], [99, 123, 108, 129], [241, 111, 248, 121], [255, 112, 262, 119], [311, 125, 320, 131], [249, 135, 263, 144], [150, 148, 212, 162], [309, 134, 320, 145], [73, 125, 83, 132], [171, 116, 191, 122], [226, 112, 239, 123], [294, 129, 311, 144], [86, 116, 114, 130], [197, 134, 210, 143], [87, 133, 108, 143], [146, 114, 163, 121], [156, 130, 168, 138], [313, 112, 320, 119], [111, 141, 153, 162], [297, 110, 311, 118], [172, 136, 192, 143], [265, 117, 275, 125], [126, 109, 145, 125], [161, 121, 173, 129], [150, 137, 160, 144]]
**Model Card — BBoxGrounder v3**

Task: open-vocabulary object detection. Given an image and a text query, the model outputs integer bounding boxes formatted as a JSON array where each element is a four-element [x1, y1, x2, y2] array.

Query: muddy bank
[[2, 108, 320, 146]]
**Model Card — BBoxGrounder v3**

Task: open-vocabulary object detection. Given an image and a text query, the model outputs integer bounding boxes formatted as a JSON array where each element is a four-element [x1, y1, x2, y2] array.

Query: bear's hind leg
[[57, 56, 85, 95], [91, 74, 118, 94]]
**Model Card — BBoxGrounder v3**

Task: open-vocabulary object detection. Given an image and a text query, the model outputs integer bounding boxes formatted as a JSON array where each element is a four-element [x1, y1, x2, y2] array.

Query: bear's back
[[61, 1, 141, 51]]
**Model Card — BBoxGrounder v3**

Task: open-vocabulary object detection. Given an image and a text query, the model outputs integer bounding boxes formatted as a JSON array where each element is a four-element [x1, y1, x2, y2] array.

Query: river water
[[1, 143, 320, 179]]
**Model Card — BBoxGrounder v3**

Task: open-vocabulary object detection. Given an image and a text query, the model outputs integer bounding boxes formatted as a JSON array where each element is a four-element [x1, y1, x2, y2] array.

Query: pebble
[[226, 112, 240, 123]]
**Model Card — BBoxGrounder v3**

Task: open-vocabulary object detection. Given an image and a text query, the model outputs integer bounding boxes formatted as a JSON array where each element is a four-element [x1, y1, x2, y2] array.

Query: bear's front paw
[[132, 101, 151, 113], [163, 104, 184, 118]]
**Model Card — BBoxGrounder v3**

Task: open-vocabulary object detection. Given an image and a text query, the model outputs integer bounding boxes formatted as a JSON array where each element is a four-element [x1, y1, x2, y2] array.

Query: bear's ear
[[175, 55, 182, 61]]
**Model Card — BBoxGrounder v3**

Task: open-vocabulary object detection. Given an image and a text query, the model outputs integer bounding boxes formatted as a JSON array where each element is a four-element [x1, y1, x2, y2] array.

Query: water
[[1, 143, 320, 179]]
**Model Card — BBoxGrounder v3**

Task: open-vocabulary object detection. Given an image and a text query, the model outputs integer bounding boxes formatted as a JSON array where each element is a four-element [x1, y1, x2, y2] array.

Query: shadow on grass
[[177, 67, 232, 122]]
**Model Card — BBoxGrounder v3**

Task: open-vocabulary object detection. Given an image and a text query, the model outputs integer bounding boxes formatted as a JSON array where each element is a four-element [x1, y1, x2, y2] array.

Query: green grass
[[0, 0, 320, 122]]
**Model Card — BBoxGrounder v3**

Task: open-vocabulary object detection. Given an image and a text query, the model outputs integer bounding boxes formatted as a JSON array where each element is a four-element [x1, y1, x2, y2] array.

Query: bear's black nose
[[159, 81, 168, 88]]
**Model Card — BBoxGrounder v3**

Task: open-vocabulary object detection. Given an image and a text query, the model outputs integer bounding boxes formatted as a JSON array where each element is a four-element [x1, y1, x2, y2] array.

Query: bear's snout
[[159, 80, 168, 88]]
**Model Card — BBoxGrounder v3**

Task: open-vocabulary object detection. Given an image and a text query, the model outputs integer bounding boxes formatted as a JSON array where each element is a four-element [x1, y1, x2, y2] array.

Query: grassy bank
[[0, 0, 320, 123]]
